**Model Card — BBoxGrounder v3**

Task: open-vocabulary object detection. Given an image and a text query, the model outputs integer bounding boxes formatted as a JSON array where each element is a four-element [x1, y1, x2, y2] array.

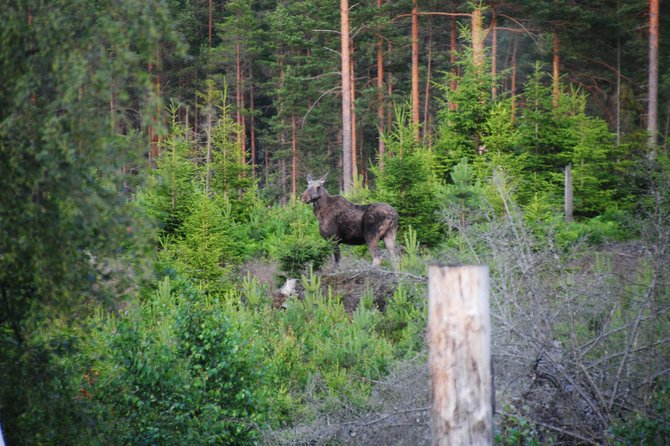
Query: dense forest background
[[1, 0, 669, 444]]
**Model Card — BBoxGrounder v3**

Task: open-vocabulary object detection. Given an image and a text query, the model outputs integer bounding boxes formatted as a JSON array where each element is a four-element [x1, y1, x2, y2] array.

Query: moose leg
[[383, 231, 398, 265], [366, 236, 382, 266], [333, 243, 341, 264]]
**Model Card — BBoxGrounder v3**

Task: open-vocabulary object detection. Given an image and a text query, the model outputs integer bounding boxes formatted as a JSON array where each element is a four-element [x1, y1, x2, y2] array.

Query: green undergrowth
[[69, 264, 427, 441]]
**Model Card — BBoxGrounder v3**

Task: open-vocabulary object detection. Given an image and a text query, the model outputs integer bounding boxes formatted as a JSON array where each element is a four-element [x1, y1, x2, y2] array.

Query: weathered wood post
[[565, 163, 573, 223], [428, 265, 492, 446]]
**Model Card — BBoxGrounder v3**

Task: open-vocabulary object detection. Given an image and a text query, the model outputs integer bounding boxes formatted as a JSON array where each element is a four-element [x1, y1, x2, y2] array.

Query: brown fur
[[301, 174, 398, 266]]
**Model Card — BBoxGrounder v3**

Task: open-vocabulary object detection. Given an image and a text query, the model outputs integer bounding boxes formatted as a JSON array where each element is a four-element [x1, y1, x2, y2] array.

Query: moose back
[[301, 174, 398, 266]]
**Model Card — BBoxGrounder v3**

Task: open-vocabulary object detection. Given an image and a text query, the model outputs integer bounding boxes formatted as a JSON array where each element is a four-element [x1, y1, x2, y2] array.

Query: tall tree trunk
[[236, 41, 244, 155], [148, 47, 161, 163], [387, 52, 393, 146], [411, 0, 420, 141], [249, 67, 257, 177], [449, 15, 457, 110], [154, 48, 162, 155], [205, 96, 213, 197], [280, 158, 286, 200], [491, 26, 497, 99], [240, 69, 246, 169], [647, 0, 659, 148], [292, 115, 297, 196], [350, 45, 358, 182], [552, 31, 560, 109], [109, 49, 117, 132], [471, 7, 484, 71], [377, 0, 385, 172], [616, 31, 621, 146], [194, 72, 199, 140], [423, 18, 433, 145], [208, 0, 213, 47], [341, 0, 353, 192], [511, 34, 518, 122]]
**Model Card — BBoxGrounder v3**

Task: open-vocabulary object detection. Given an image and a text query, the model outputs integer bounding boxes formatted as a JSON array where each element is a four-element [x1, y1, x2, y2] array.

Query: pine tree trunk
[[208, 0, 213, 47], [647, 0, 659, 148], [292, 115, 297, 196], [194, 75, 199, 139], [491, 26, 497, 99], [616, 32, 621, 146], [449, 14, 457, 111], [552, 31, 560, 109], [471, 7, 484, 71], [511, 34, 518, 122], [240, 61, 246, 169], [423, 19, 433, 145], [411, 0, 420, 141], [377, 0, 385, 172], [236, 42, 244, 155], [110, 49, 116, 132], [148, 48, 161, 163], [341, 0, 353, 192], [387, 40, 393, 137], [249, 68, 257, 177], [350, 45, 358, 182], [205, 101, 213, 197]]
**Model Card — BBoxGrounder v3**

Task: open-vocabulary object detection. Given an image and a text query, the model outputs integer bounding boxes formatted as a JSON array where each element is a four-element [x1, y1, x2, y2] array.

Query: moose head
[[301, 173, 328, 204]]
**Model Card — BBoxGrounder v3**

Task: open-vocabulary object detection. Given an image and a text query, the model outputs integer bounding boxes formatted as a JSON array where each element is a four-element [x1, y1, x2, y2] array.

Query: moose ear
[[319, 172, 329, 183], [306, 174, 313, 183]]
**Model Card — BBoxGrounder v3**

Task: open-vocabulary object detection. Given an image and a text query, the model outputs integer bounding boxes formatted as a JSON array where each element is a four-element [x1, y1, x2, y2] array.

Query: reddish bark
[[411, 0, 420, 141], [648, 0, 659, 147], [552, 31, 560, 109], [377, 0, 385, 172], [341, 0, 353, 192]]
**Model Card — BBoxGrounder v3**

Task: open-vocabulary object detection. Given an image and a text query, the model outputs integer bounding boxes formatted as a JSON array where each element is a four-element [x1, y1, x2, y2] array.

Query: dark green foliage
[[250, 198, 333, 278], [139, 110, 198, 236], [442, 158, 487, 228], [165, 192, 248, 295], [611, 380, 670, 445], [374, 107, 443, 246], [435, 52, 494, 175], [0, 324, 96, 445], [436, 57, 630, 219], [495, 411, 554, 446]]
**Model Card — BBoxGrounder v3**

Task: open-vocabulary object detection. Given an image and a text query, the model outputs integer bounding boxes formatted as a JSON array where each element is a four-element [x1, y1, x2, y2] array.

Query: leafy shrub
[[611, 380, 670, 444], [82, 276, 267, 445], [275, 231, 333, 278], [496, 410, 554, 446]]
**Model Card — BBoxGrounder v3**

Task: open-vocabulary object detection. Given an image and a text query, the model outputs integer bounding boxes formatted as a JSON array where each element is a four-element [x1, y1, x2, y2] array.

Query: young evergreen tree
[[374, 107, 442, 246]]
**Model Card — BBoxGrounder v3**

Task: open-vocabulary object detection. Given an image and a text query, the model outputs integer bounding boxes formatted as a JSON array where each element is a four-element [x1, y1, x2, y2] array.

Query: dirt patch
[[271, 256, 424, 313]]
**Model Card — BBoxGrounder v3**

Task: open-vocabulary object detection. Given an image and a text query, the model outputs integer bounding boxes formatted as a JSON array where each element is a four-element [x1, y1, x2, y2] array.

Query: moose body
[[302, 174, 398, 266]]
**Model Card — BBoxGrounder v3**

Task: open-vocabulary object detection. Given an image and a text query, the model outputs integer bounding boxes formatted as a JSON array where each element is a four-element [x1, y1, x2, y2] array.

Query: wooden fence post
[[565, 163, 573, 223], [428, 264, 492, 446]]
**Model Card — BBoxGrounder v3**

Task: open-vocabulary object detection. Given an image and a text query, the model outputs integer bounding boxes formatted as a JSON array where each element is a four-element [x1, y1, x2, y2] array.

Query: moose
[[301, 173, 398, 266]]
